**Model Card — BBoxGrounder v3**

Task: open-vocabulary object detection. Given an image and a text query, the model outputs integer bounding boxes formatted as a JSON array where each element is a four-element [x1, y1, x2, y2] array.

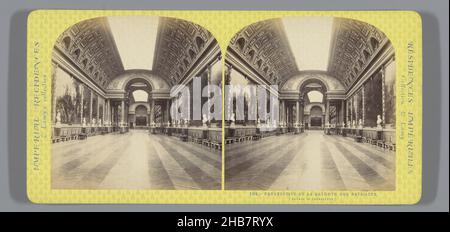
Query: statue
[[202, 114, 208, 127], [358, 119, 363, 129], [92, 118, 96, 126], [230, 113, 235, 127], [352, 120, 356, 128], [257, 118, 261, 127], [98, 118, 102, 126], [55, 110, 61, 126], [377, 115, 383, 129], [342, 122, 345, 128], [82, 117, 86, 126]]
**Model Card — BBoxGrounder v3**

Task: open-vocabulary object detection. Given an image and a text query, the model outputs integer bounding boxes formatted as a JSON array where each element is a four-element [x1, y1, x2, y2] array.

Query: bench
[[225, 138, 234, 144], [202, 139, 211, 147], [179, 134, 188, 142], [252, 134, 261, 141]]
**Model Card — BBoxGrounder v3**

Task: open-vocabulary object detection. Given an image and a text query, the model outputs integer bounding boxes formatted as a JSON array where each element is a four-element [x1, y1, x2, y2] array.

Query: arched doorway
[[135, 104, 148, 127], [124, 78, 152, 130], [309, 105, 323, 129], [299, 78, 327, 131]]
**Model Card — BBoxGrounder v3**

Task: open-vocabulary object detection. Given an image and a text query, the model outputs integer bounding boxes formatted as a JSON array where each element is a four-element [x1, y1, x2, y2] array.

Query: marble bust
[[202, 114, 208, 127], [230, 113, 235, 127], [376, 115, 383, 129], [55, 110, 61, 126]]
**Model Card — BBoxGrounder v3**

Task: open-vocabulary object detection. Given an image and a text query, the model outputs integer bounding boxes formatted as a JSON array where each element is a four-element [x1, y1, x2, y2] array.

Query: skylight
[[307, 91, 323, 103], [132, 90, 148, 102], [108, 16, 159, 70], [282, 17, 334, 71]]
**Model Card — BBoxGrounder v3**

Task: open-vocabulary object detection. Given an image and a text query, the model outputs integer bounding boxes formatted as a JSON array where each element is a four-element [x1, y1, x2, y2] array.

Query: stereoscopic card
[[27, 10, 422, 204]]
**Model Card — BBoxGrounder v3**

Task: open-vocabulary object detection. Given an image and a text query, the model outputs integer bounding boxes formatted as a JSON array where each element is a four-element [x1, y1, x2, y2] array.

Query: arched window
[[358, 59, 364, 68], [132, 90, 148, 102], [73, 48, 81, 59], [82, 58, 88, 67], [370, 37, 379, 51], [248, 49, 255, 60], [256, 59, 262, 68], [135, 105, 148, 115], [189, 49, 196, 60], [196, 36, 205, 50], [307, 90, 323, 103], [62, 36, 71, 49], [363, 49, 371, 60], [236, 37, 245, 51]]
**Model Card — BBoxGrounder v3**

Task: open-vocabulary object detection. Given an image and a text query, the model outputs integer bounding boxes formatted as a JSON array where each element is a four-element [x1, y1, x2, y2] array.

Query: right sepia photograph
[[224, 16, 396, 191]]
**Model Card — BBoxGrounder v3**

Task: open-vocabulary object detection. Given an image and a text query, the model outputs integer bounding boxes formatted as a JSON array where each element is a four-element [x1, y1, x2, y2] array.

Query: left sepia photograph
[[50, 16, 222, 190]]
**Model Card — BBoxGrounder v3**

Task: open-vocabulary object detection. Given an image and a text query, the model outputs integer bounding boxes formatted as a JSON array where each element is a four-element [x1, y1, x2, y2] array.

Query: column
[[362, 87, 365, 126], [166, 100, 170, 125], [206, 64, 211, 123], [350, 99, 353, 126], [121, 99, 125, 125], [287, 105, 290, 126], [150, 99, 155, 124], [325, 99, 330, 134], [300, 100, 304, 132], [89, 92, 93, 124], [80, 85, 84, 124], [296, 100, 300, 124], [381, 67, 386, 126], [108, 100, 111, 125], [97, 97, 100, 123], [340, 100, 345, 126]]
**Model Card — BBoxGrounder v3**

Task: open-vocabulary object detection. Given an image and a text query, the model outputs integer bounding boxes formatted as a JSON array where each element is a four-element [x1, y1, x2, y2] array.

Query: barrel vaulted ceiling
[[227, 19, 298, 86], [227, 17, 389, 90], [328, 18, 387, 89], [55, 16, 217, 90], [55, 17, 124, 89], [152, 17, 216, 86], [55, 16, 387, 91]]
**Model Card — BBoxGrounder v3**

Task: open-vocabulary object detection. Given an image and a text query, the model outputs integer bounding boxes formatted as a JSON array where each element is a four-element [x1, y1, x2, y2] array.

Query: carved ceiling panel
[[152, 17, 217, 86], [328, 18, 387, 89], [55, 17, 124, 89], [227, 19, 298, 85]]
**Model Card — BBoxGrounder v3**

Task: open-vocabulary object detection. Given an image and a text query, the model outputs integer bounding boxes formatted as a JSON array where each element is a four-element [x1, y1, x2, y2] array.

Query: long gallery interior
[[224, 17, 396, 191], [51, 16, 222, 190], [50, 16, 397, 191]]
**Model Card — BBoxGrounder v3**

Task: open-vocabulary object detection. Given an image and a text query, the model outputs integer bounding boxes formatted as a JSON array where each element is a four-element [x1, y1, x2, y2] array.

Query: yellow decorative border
[[27, 10, 422, 204]]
